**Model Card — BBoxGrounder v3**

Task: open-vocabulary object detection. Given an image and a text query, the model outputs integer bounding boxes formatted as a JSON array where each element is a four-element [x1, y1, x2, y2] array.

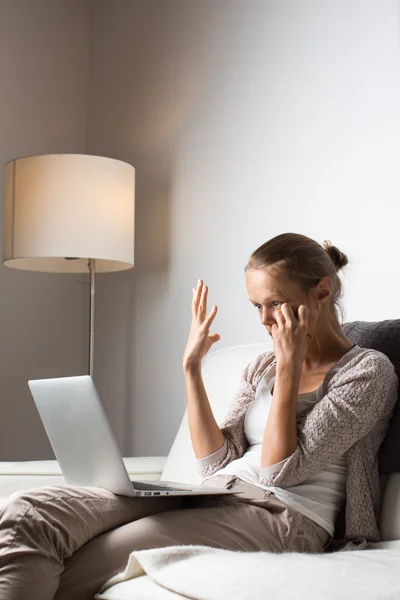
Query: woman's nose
[[260, 309, 274, 326]]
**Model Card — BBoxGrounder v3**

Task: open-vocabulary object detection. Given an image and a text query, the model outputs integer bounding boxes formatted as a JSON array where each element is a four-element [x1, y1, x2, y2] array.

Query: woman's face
[[246, 268, 315, 336]]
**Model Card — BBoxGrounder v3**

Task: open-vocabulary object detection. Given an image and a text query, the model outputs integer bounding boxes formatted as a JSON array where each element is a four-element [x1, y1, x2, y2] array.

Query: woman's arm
[[261, 362, 301, 468], [192, 351, 275, 479], [184, 363, 225, 459], [258, 351, 398, 488]]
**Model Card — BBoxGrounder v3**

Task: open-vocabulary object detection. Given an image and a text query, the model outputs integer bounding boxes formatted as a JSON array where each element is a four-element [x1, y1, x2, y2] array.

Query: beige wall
[[0, 0, 90, 459], [88, 0, 400, 458], [2, 0, 400, 461]]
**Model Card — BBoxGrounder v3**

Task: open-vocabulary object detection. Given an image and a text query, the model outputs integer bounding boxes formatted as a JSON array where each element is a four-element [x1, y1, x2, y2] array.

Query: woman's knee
[[0, 487, 62, 569], [1, 486, 72, 527], [5, 485, 75, 507], [1, 487, 47, 529], [0, 485, 96, 560]]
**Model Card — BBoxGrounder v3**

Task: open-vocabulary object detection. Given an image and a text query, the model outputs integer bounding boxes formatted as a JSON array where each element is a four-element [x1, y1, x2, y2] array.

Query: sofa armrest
[[0, 456, 168, 498]]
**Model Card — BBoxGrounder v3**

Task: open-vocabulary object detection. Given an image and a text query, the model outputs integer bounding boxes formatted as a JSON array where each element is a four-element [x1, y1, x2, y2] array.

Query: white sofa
[[1, 341, 400, 600]]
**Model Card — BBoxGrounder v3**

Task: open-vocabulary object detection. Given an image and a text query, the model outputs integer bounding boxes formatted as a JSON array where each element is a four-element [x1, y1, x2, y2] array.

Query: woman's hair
[[244, 232, 350, 325]]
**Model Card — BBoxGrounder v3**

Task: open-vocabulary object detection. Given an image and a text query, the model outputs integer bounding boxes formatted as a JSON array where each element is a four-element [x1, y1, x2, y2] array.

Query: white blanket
[[99, 540, 400, 600]]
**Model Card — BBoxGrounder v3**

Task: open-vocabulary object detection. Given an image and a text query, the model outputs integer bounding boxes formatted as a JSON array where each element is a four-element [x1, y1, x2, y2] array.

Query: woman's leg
[[201, 474, 332, 552], [56, 474, 330, 600], [0, 485, 184, 600], [56, 496, 281, 600]]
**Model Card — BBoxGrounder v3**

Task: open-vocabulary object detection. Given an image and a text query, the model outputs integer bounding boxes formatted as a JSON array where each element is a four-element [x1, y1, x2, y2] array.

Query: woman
[[0, 232, 397, 600]]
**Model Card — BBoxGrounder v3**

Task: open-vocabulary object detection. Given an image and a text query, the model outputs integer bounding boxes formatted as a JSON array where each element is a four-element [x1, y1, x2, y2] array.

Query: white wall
[[3, 0, 399, 461], [88, 0, 400, 458], [0, 0, 90, 459]]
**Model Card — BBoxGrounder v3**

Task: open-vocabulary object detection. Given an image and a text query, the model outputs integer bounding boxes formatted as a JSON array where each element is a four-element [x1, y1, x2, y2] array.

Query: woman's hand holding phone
[[182, 280, 220, 371], [271, 302, 309, 370]]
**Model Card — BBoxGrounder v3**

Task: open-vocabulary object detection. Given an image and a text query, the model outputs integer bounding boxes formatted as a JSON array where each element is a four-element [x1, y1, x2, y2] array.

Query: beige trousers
[[0, 474, 331, 600]]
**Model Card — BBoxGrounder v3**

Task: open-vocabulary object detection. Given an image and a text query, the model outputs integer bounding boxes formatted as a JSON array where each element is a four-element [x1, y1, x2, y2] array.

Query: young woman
[[0, 232, 397, 600]]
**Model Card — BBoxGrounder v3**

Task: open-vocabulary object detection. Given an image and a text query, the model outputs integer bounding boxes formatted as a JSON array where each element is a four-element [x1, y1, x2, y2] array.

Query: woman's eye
[[255, 302, 282, 310]]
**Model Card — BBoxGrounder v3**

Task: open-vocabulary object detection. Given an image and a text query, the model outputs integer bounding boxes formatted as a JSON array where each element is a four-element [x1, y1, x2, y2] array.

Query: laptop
[[28, 375, 242, 498]]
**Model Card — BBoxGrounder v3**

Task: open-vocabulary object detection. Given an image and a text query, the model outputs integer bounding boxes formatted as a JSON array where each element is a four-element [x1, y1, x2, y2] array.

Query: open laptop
[[28, 375, 241, 498]]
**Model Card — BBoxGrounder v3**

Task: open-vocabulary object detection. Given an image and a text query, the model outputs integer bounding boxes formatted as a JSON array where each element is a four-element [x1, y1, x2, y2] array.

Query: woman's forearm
[[184, 363, 225, 459], [261, 364, 301, 468]]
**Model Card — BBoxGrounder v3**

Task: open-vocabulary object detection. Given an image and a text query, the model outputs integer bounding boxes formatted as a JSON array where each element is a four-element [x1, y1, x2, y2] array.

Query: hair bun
[[322, 240, 348, 271]]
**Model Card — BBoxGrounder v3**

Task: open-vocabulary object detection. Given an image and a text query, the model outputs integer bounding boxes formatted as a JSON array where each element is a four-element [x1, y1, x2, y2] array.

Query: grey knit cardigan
[[195, 345, 398, 552]]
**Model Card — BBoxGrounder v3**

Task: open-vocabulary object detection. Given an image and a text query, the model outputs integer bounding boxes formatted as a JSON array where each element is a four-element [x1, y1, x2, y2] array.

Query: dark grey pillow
[[341, 319, 400, 475]]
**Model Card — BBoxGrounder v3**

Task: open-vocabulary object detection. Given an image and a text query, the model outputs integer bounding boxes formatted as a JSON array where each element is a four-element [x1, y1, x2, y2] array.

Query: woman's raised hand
[[182, 279, 220, 370]]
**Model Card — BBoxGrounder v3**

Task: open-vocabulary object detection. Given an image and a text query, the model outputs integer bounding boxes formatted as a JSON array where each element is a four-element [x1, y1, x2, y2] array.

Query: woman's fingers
[[192, 287, 197, 318], [275, 304, 285, 324], [199, 284, 208, 320], [192, 280, 208, 322], [192, 280, 202, 317], [191, 280, 218, 330], [195, 281, 203, 309], [206, 305, 218, 325]]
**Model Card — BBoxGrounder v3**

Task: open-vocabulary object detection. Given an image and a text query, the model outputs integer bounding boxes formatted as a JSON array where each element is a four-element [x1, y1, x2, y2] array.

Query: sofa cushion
[[342, 319, 400, 475], [0, 457, 167, 497], [380, 473, 400, 541], [0, 457, 167, 476]]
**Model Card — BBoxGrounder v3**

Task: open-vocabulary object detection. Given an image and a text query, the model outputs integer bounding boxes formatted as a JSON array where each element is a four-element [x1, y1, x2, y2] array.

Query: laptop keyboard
[[131, 481, 189, 492]]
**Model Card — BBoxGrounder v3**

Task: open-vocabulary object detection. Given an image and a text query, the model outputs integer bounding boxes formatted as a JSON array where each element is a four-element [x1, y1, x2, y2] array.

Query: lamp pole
[[88, 258, 96, 379]]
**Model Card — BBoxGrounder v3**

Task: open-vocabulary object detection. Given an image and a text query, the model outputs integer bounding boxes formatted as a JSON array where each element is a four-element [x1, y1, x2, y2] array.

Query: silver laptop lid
[[28, 375, 135, 496]]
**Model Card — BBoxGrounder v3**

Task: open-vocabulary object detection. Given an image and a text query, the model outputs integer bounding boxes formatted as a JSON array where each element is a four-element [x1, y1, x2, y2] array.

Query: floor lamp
[[2, 153, 135, 378]]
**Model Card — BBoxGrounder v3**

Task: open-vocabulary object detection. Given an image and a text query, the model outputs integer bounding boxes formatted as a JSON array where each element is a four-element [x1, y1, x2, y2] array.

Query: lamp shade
[[3, 154, 135, 273]]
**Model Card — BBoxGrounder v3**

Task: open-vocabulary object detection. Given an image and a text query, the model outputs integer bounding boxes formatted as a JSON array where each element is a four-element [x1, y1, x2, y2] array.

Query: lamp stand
[[88, 258, 96, 379]]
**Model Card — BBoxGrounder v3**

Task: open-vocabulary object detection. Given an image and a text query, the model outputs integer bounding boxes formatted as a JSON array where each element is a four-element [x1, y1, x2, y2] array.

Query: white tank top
[[202, 365, 347, 536]]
